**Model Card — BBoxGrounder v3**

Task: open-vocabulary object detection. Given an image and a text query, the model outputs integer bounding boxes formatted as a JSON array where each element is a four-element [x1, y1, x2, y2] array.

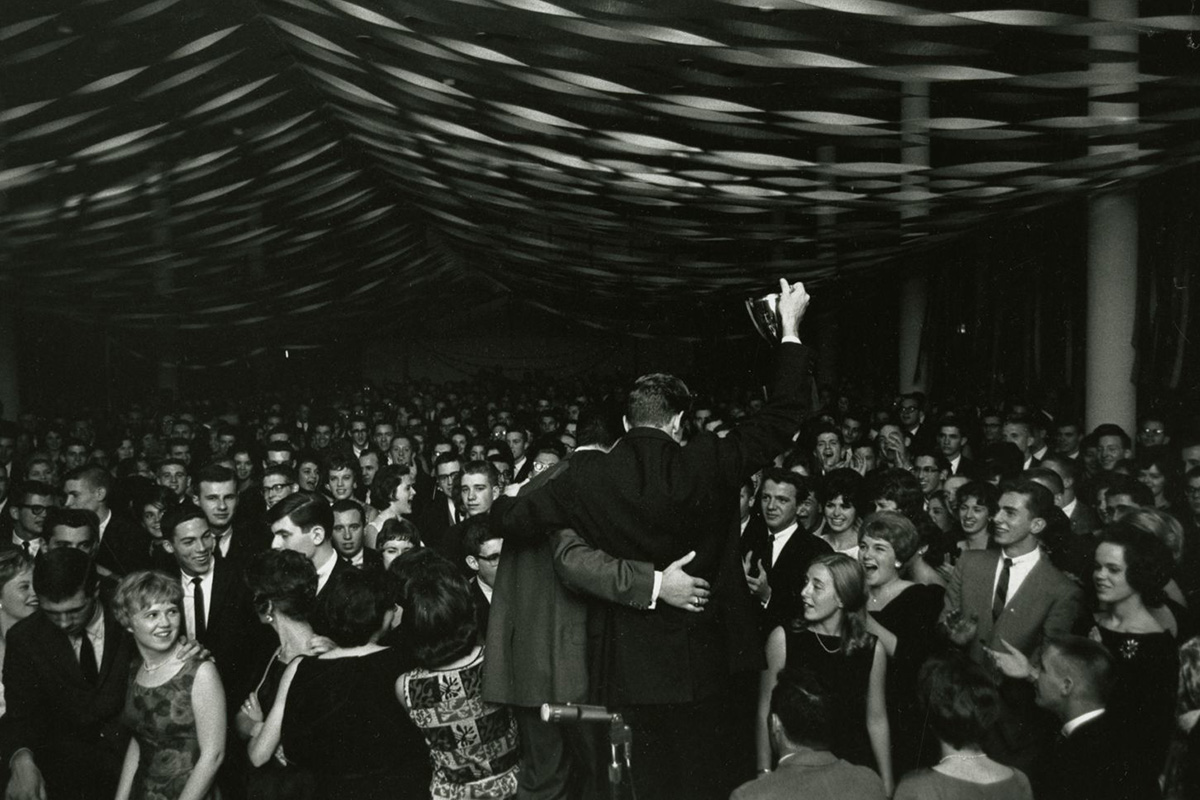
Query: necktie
[[192, 577, 207, 641], [79, 634, 99, 684], [992, 557, 1013, 621], [21, 540, 31, 555]]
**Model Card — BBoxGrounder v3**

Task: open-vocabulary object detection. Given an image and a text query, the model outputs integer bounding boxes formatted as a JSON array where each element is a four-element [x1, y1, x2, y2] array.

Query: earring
[[265, 614, 274, 623], [894, 562, 902, 569]]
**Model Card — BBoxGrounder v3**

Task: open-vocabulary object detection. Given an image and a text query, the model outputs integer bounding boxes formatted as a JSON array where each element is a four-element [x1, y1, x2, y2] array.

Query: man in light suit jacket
[[730, 666, 886, 800], [493, 280, 813, 800], [942, 477, 1085, 772], [483, 408, 708, 800]]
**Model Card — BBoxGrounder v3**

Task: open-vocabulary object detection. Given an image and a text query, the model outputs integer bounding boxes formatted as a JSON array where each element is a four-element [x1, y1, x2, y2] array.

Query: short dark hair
[[193, 463, 235, 488], [918, 654, 1000, 749], [369, 465, 408, 512], [33, 547, 98, 602], [1104, 474, 1154, 508], [330, 498, 365, 522], [461, 516, 500, 558], [10, 480, 57, 507], [1043, 634, 1116, 703], [957, 480, 1000, 515], [377, 517, 421, 549], [1025, 467, 1064, 496], [262, 465, 297, 484], [761, 467, 810, 502], [997, 478, 1056, 524], [394, 555, 476, 668], [1096, 523, 1174, 607], [575, 404, 620, 449], [323, 453, 361, 481], [866, 468, 925, 523], [313, 568, 395, 647], [44, 507, 99, 540], [63, 465, 112, 495], [1092, 423, 1132, 451], [771, 666, 832, 749], [626, 373, 692, 428], [267, 491, 333, 536], [816, 468, 863, 510], [161, 503, 207, 540], [244, 549, 317, 623], [460, 460, 499, 489]]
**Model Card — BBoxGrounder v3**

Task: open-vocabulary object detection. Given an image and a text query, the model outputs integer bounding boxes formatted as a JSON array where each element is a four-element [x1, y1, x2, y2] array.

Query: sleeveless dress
[[784, 627, 877, 770], [398, 648, 519, 800], [121, 657, 217, 800]]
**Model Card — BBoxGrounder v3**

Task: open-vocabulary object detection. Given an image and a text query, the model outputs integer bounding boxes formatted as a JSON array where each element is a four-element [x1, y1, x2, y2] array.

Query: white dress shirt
[[181, 568, 215, 637], [993, 546, 1041, 603], [72, 603, 107, 667], [314, 550, 337, 594]]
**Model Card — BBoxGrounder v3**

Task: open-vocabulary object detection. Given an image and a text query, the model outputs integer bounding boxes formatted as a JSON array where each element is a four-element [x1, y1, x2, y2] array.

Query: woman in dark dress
[[249, 569, 430, 800], [861, 512, 945, 774], [992, 522, 1179, 784], [236, 551, 330, 800], [757, 553, 892, 794], [1088, 524, 1179, 781]]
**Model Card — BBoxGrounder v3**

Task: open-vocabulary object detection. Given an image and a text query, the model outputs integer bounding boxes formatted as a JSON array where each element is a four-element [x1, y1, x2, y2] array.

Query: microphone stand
[[607, 714, 634, 800]]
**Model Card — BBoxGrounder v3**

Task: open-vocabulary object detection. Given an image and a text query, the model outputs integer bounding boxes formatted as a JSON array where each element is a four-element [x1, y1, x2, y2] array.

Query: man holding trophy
[[492, 280, 813, 800]]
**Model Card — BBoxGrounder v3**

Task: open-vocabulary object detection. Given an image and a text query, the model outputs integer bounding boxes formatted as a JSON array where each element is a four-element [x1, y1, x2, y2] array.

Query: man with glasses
[[5, 480, 56, 557], [913, 451, 950, 505], [262, 466, 298, 510], [418, 452, 463, 554], [463, 516, 502, 636], [345, 415, 371, 459]]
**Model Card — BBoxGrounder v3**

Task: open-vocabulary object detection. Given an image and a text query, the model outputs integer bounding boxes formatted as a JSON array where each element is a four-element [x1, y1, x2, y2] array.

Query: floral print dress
[[122, 658, 216, 800]]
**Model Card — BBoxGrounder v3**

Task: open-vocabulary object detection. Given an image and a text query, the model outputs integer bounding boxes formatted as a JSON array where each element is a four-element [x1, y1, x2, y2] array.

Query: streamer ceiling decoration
[[4, 0, 1200, 353]]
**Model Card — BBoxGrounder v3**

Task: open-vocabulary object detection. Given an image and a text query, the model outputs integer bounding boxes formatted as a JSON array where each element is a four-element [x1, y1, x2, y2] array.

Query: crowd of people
[[1, 280, 1199, 799]]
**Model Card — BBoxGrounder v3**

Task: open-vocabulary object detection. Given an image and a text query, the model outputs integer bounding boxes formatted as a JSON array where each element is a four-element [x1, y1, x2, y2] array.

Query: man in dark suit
[[1040, 455, 1101, 537], [268, 491, 351, 597], [416, 452, 462, 554], [4, 480, 55, 557], [330, 499, 383, 570], [492, 279, 813, 800], [937, 416, 977, 479], [1, 550, 185, 800], [483, 407, 707, 800], [1030, 635, 1158, 800], [461, 516, 499, 636], [943, 478, 1085, 772], [742, 469, 832, 636], [193, 464, 270, 564], [63, 465, 152, 575]]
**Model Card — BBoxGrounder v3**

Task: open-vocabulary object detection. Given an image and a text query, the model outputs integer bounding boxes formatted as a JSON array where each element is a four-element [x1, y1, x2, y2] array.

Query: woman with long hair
[[757, 553, 892, 794]]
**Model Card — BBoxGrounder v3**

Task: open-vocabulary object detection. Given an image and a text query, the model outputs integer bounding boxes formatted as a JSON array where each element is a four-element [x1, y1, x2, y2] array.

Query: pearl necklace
[[938, 752, 987, 764], [142, 654, 178, 673]]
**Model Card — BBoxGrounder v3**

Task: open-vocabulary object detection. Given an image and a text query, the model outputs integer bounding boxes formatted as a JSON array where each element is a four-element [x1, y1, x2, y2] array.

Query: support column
[[1085, 0, 1138, 432], [898, 81, 930, 394], [148, 168, 178, 400]]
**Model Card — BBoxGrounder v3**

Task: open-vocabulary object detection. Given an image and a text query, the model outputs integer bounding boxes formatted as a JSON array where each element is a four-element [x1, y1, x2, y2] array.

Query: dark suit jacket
[[740, 514, 768, 562], [0, 607, 136, 800], [316, 553, 353, 599], [356, 545, 384, 571], [470, 578, 490, 637], [951, 456, 979, 479], [493, 342, 810, 705], [483, 456, 656, 708], [1034, 713, 1159, 800], [95, 512, 153, 576], [752, 527, 833, 634], [190, 560, 271, 707], [1068, 500, 1102, 538], [416, 494, 456, 553]]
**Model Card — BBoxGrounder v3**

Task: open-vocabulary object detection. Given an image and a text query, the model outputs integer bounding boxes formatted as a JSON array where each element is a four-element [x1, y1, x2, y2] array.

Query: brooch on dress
[[1119, 638, 1139, 660]]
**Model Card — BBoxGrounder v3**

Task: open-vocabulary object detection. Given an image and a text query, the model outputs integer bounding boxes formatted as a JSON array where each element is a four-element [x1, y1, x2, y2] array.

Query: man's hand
[[659, 551, 710, 612], [776, 279, 811, 339], [983, 639, 1033, 681], [940, 607, 978, 648], [742, 553, 771, 604], [174, 637, 212, 663], [6, 751, 45, 800]]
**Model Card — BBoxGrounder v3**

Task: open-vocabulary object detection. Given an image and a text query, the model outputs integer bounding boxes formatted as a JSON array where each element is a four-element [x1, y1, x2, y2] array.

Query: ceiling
[[4, 0, 1200, 364]]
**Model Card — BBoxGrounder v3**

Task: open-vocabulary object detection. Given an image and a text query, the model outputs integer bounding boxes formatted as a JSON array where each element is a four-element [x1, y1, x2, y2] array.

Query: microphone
[[540, 703, 620, 724]]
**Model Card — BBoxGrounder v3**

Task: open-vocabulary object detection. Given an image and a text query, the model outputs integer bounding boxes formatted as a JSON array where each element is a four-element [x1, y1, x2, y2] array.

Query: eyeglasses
[[437, 471, 462, 483], [263, 484, 292, 495], [21, 504, 51, 515], [1185, 487, 1200, 498], [474, 553, 502, 564]]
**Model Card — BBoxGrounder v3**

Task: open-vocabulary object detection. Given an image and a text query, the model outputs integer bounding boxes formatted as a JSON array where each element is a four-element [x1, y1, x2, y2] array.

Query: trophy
[[745, 292, 782, 342]]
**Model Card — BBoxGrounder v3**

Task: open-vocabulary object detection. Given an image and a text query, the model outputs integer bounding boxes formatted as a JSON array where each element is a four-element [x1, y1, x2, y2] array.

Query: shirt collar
[[769, 521, 799, 541], [476, 576, 493, 603], [1005, 547, 1041, 567], [1063, 708, 1105, 737]]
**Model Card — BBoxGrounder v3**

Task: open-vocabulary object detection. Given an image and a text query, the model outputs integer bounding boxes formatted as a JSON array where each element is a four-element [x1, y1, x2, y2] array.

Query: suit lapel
[[994, 556, 1051, 635], [206, 562, 232, 632], [969, 551, 1000, 642], [98, 608, 126, 683]]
